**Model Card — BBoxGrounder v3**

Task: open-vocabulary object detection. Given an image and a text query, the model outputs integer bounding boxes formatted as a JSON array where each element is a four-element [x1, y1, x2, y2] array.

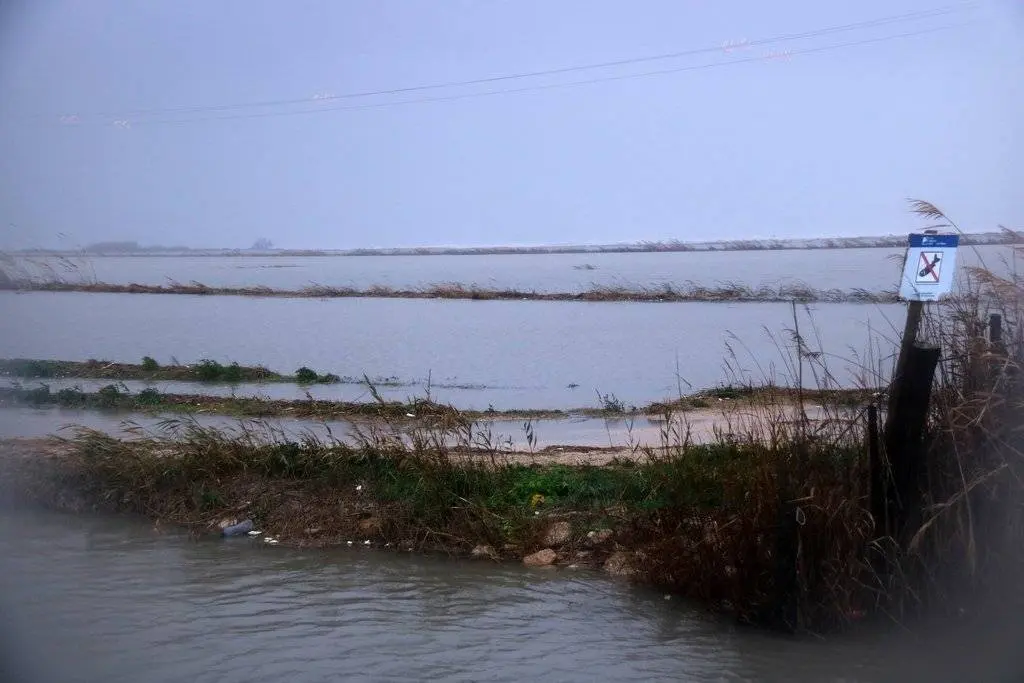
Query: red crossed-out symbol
[[918, 252, 941, 282]]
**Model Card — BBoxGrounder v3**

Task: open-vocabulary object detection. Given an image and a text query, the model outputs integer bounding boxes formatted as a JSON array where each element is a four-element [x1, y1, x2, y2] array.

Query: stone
[[603, 551, 635, 577], [543, 521, 572, 547], [470, 544, 498, 560], [358, 517, 381, 535], [585, 528, 614, 546], [523, 548, 557, 567]]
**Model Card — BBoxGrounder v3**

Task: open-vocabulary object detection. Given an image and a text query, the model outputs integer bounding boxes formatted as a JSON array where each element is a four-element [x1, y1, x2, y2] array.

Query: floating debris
[[247, 530, 262, 536], [221, 519, 254, 537]]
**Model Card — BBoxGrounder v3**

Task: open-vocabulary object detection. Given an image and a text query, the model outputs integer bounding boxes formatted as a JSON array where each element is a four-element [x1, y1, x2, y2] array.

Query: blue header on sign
[[909, 233, 959, 248]]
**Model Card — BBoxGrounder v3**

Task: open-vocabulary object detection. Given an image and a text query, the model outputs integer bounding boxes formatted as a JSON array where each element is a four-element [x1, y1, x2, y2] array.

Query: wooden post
[[888, 300, 924, 415], [767, 490, 800, 633], [989, 313, 1003, 345], [867, 404, 886, 537], [883, 343, 941, 537]]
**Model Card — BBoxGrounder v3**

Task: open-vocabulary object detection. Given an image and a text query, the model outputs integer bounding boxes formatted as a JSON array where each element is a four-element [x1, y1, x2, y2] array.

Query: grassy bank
[[0, 403, 871, 634], [0, 278, 899, 304]]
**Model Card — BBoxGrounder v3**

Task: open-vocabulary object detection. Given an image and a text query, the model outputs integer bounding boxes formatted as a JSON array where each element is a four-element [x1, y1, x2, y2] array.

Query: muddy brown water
[[2, 507, 1022, 683]]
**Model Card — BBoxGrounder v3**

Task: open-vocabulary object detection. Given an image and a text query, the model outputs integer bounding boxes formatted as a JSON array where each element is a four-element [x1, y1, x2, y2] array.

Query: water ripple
[[1, 509, 1021, 682]]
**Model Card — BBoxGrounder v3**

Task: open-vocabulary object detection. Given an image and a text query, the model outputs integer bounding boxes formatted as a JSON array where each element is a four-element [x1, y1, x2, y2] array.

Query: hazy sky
[[0, 0, 1021, 250]]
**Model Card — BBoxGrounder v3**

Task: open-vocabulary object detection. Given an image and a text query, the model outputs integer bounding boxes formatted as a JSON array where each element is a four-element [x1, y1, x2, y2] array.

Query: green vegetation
[[0, 357, 343, 385], [294, 366, 340, 384], [0, 382, 870, 422], [0, 384, 477, 421]]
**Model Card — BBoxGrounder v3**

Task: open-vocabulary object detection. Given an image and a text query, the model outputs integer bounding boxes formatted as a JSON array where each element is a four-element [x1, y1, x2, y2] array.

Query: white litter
[[247, 530, 262, 536]]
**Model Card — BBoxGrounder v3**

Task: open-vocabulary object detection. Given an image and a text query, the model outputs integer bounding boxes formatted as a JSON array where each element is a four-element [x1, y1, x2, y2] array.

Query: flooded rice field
[[0, 292, 901, 409], [11, 244, 1015, 293], [2, 250, 1023, 682]]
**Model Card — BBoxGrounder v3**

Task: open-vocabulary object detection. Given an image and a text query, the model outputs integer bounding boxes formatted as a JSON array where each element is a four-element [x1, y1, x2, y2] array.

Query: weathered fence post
[[883, 343, 941, 537], [990, 313, 1003, 346], [867, 404, 886, 537], [771, 491, 800, 633]]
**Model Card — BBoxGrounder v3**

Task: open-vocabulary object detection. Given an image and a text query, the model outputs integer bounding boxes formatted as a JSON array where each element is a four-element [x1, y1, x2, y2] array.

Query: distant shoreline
[[9, 232, 1016, 258]]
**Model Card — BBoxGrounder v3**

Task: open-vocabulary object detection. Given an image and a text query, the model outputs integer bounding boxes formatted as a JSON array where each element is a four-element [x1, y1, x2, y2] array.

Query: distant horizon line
[[8, 230, 1017, 256]]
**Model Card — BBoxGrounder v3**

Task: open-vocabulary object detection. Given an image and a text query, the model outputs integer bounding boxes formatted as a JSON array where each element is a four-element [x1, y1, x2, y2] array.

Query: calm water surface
[[12, 245, 1017, 292], [0, 292, 902, 408], [3, 508, 1021, 683]]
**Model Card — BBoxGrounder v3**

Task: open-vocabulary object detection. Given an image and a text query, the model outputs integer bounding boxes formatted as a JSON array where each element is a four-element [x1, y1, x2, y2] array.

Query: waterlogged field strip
[[0, 378, 873, 423], [0, 358, 360, 386], [0, 358, 525, 393], [0, 279, 899, 304]]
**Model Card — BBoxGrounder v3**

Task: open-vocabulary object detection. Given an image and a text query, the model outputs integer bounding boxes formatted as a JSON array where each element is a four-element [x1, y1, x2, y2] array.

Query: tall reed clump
[[630, 203, 1024, 632], [881, 203, 1024, 619], [624, 305, 879, 633]]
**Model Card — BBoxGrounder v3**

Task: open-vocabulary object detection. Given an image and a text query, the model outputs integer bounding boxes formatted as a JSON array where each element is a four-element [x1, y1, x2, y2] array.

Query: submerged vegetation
[[0, 379, 872, 422], [0, 278, 899, 304]]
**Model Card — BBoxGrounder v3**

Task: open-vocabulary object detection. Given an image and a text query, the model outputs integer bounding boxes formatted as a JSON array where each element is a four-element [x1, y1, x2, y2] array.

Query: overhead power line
[[35, 2, 975, 124], [116, 24, 966, 127]]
